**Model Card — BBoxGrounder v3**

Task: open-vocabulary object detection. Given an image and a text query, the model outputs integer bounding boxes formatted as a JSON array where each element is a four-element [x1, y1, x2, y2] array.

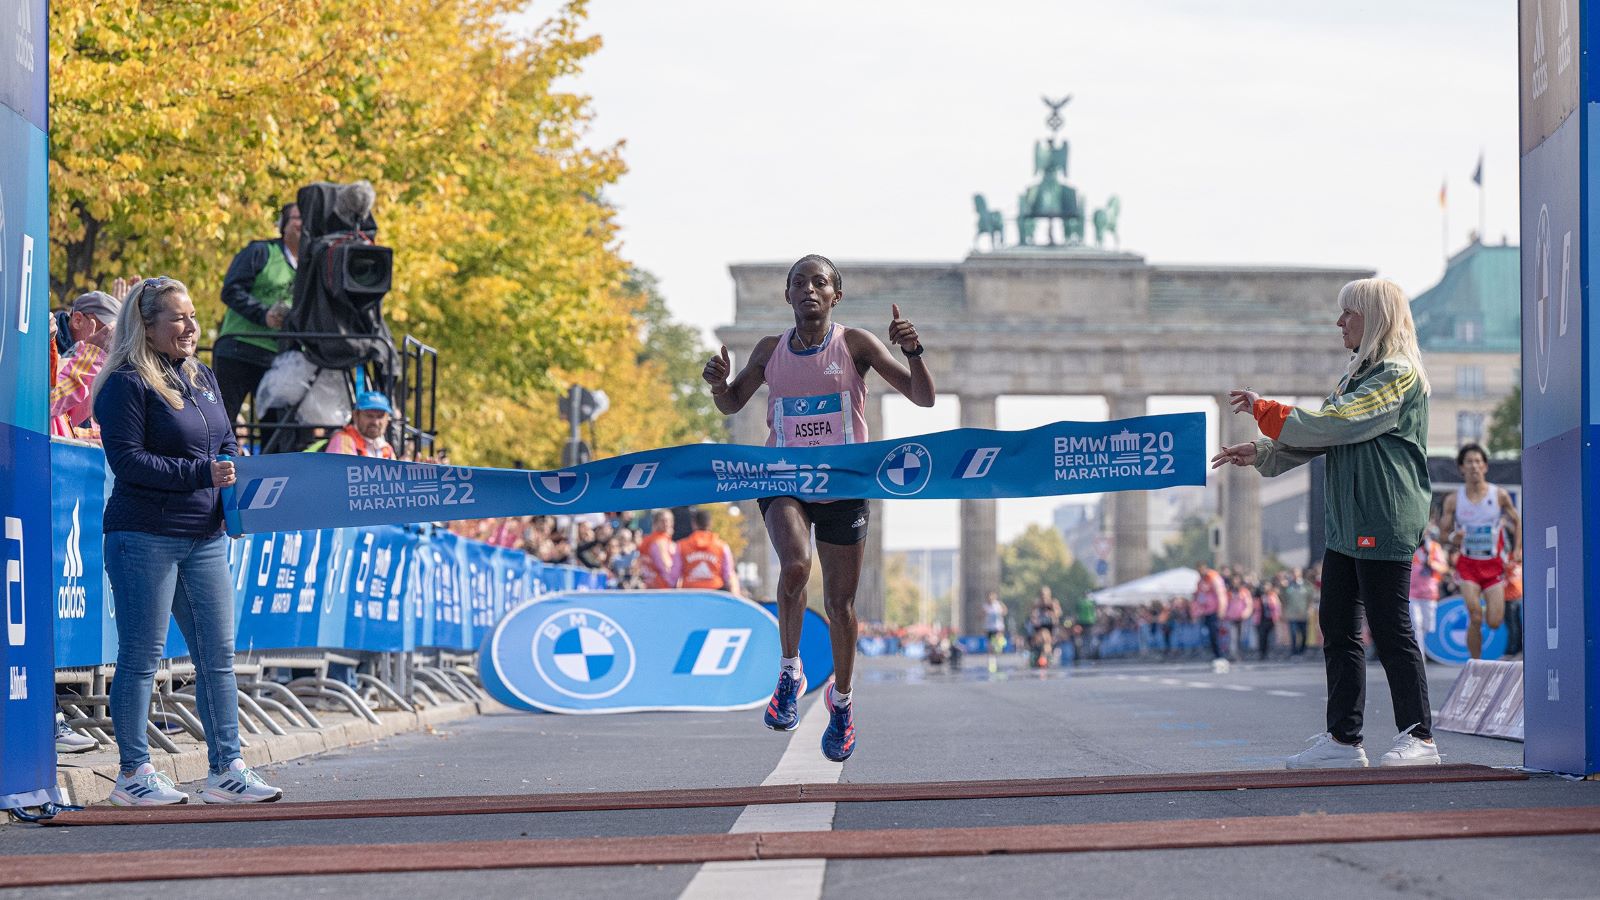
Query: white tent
[[1088, 567, 1200, 607]]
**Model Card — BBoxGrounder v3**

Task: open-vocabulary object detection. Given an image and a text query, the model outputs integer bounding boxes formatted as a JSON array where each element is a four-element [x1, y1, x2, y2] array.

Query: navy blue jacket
[[93, 357, 239, 537]]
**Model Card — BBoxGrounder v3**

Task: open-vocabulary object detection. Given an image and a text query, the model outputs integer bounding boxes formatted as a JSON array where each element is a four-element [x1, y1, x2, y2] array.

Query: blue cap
[[354, 391, 392, 413]]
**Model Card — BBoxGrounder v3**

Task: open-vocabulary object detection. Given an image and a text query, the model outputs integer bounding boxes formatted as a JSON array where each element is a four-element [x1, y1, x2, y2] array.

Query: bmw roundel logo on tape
[[876, 442, 932, 496], [531, 607, 636, 699], [527, 469, 590, 506]]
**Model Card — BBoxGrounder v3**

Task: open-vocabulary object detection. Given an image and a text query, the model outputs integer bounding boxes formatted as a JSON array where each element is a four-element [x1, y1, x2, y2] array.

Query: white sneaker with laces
[[199, 758, 283, 804], [109, 763, 188, 806], [1379, 726, 1442, 767], [1285, 732, 1369, 769], [54, 713, 96, 754]]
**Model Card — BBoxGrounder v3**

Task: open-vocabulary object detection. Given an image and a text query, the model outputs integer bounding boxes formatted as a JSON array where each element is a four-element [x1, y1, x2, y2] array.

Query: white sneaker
[[199, 758, 283, 804], [54, 713, 97, 754], [1379, 726, 1442, 767], [1211, 658, 1231, 674], [1285, 732, 1369, 769], [109, 763, 188, 806]]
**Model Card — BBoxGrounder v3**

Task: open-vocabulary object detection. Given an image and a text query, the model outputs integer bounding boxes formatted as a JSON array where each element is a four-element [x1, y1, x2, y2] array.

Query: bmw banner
[[223, 413, 1206, 535], [481, 590, 784, 714], [1422, 597, 1509, 666]]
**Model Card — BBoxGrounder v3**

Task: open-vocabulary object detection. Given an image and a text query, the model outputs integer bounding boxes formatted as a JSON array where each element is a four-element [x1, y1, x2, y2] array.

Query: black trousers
[[1320, 550, 1432, 743], [1505, 600, 1525, 657], [212, 339, 275, 425]]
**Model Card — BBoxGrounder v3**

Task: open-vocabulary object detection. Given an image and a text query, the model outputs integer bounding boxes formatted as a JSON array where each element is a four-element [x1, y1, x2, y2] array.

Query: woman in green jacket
[[1212, 277, 1440, 769]]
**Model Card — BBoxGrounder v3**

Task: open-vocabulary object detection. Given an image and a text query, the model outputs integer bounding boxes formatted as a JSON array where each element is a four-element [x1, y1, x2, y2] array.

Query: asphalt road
[[4, 655, 1595, 900]]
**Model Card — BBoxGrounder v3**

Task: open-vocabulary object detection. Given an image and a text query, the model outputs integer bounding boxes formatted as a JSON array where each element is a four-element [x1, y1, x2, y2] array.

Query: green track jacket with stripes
[[1249, 358, 1431, 563]]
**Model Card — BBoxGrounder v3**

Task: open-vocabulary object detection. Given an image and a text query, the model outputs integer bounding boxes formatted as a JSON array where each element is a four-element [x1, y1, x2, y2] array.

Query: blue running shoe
[[821, 683, 855, 762], [763, 669, 806, 731]]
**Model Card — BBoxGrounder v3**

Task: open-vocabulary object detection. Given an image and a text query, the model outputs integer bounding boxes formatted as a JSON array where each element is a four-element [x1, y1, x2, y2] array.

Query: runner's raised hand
[[888, 304, 921, 353], [703, 345, 732, 393]]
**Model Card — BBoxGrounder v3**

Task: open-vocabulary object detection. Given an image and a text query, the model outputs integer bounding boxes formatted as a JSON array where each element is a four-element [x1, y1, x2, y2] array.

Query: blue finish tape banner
[[761, 602, 833, 692], [223, 413, 1206, 535], [481, 590, 784, 714], [51, 443, 604, 665]]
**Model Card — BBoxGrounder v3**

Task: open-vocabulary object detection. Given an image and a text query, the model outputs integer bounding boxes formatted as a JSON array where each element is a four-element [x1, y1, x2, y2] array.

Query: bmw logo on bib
[[876, 442, 932, 496], [532, 607, 636, 699], [528, 469, 589, 506]]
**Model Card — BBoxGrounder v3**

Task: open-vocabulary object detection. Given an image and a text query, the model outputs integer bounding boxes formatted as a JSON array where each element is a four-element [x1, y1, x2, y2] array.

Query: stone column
[[857, 393, 887, 623], [959, 394, 999, 635], [1218, 398, 1263, 574], [1107, 394, 1151, 585], [729, 392, 774, 599]]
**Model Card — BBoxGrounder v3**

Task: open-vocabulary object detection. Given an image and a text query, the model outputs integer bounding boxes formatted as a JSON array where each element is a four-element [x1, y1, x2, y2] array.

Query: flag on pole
[[1439, 180, 1447, 207], [1472, 152, 1484, 187]]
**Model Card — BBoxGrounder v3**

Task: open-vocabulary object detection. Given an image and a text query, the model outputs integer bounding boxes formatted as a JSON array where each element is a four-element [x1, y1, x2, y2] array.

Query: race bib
[[1462, 523, 1499, 559], [772, 392, 854, 448]]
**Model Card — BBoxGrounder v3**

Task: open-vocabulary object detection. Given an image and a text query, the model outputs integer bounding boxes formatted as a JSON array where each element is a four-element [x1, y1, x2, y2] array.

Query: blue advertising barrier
[[1518, 0, 1592, 773], [222, 414, 1207, 535], [1, 1, 57, 809], [51, 444, 606, 669], [1422, 597, 1509, 666], [760, 603, 833, 692], [481, 590, 784, 713]]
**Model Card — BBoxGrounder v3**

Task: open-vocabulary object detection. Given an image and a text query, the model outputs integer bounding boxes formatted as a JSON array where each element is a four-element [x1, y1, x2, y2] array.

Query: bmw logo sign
[[876, 442, 933, 496], [1423, 597, 1508, 665], [532, 607, 636, 699], [528, 468, 590, 506]]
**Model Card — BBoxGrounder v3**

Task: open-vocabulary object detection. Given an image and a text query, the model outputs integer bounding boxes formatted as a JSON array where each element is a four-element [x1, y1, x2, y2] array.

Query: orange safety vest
[[329, 424, 396, 459], [639, 531, 679, 589], [677, 531, 731, 590]]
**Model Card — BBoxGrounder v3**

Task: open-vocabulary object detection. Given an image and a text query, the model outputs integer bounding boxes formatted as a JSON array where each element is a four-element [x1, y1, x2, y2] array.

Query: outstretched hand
[[1210, 442, 1258, 469], [1226, 389, 1261, 414], [888, 303, 921, 353], [703, 345, 732, 393]]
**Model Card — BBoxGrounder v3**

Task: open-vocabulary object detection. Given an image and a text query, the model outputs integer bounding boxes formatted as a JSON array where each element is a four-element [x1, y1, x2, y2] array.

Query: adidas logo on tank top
[[823, 361, 843, 376]]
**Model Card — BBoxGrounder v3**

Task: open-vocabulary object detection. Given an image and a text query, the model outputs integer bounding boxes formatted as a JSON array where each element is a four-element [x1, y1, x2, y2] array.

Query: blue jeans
[[106, 531, 241, 775]]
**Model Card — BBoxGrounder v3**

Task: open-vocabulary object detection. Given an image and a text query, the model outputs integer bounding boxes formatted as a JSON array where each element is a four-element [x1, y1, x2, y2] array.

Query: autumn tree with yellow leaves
[[50, 0, 721, 465]]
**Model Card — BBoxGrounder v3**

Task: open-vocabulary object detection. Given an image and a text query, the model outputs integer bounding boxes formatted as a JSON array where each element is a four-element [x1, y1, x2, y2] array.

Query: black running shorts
[[757, 496, 870, 546]]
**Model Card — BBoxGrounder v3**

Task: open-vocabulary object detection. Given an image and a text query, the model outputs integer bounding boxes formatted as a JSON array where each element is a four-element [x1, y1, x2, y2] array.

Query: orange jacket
[[677, 530, 735, 591], [326, 424, 396, 459]]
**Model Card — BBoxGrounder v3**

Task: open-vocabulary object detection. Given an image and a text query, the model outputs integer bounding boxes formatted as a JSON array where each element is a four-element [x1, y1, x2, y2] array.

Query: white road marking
[[1266, 689, 1305, 697], [1220, 684, 1255, 692], [679, 694, 842, 900], [1183, 681, 1217, 689]]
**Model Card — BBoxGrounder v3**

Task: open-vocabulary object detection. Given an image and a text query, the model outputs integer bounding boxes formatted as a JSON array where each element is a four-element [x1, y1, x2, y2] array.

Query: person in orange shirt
[[677, 508, 740, 596], [638, 509, 681, 590], [325, 391, 396, 459]]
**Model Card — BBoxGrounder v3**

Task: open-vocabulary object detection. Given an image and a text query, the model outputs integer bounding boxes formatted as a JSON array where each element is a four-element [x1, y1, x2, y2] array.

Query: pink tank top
[[763, 323, 869, 448]]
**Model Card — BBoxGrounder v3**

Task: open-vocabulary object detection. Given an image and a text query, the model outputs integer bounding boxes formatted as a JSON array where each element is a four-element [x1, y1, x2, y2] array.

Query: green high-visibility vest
[[219, 240, 294, 353]]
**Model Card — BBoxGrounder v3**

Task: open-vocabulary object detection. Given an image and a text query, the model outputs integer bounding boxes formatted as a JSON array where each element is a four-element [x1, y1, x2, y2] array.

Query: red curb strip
[[44, 764, 1523, 827], [3, 805, 1595, 887]]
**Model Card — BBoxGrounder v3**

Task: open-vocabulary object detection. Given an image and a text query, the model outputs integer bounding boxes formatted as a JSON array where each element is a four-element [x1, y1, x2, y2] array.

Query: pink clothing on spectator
[[1224, 587, 1253, 622], [1192, 571, 1224, 616], [762, 323, 868, 448], [50, 341, 107, 441], [1257, 591, 1282, 623], [1409, 541, 1443, 601]]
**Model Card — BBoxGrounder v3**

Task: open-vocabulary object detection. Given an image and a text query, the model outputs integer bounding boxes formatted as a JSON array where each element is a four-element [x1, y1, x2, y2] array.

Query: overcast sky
[[517, 0, 1517, 551]]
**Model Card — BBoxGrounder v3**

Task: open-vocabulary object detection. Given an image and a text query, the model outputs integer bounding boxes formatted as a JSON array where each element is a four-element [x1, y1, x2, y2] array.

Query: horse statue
[[973, 194, 1005, 251], [1093, 195, 1121, 249], [1015, 137, 1083, 246]]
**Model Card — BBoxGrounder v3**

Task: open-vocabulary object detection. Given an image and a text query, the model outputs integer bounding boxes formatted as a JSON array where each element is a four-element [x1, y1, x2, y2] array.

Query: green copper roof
[[1410, 241, 1520, 353]]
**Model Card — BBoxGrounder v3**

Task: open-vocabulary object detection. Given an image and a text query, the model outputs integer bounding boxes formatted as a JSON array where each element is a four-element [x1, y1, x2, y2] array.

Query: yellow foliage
[[51, 0, 694, 465]]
